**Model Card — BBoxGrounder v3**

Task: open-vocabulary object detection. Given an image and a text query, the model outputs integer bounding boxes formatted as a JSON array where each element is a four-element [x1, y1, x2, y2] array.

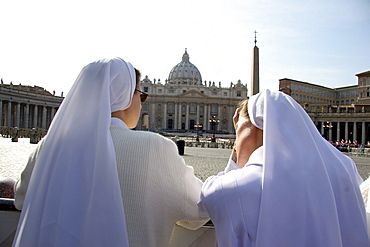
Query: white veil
[[248, 90, 369, 246], [367, 186, 370, 238], [13, 58, 136, 246]]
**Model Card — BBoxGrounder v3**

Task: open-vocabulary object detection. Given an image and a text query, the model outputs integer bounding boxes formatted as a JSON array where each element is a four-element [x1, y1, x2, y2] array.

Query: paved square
[[1, 138, 369, 182]]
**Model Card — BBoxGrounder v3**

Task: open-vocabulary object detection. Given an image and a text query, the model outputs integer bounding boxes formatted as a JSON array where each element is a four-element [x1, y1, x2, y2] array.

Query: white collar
[[111, 117, 129, 129], [245, 146, 263, 167]]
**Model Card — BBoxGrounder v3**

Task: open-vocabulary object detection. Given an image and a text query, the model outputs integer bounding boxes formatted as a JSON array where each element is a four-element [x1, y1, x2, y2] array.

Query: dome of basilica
[[168, 49, 202, 84]]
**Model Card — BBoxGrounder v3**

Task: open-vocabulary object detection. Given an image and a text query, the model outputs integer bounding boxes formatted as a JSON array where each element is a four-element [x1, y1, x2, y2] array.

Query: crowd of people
[[10, 58, 370, 246]]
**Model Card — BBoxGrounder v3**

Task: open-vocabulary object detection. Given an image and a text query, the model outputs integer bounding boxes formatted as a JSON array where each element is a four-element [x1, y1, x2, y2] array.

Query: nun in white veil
[[360, 176, 370, 238], [199, 89, 369, 246], [13, 58, 135, 246]]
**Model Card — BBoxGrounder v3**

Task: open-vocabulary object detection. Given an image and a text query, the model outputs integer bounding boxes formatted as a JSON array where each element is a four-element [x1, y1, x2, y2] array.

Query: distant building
[[356, 70, 370, 104], [0, 82, 63, 130], [137, 49, 248, 133], [279, 70, 370, 144], [7, 47, 368, 143]]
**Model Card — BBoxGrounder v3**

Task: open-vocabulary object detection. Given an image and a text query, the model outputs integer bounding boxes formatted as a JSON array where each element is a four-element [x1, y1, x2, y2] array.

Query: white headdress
[[13, 58, 135, 246], [248, 89, 368, 246]]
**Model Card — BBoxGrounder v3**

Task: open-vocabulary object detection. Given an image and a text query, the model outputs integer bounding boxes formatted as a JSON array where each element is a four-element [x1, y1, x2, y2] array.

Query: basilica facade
[[136, 49, 248, 133]]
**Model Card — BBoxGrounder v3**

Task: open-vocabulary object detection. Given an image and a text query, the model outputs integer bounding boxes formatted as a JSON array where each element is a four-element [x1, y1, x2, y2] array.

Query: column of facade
[[362, 121, 366, 144], [345, 121, 348, 141], [196, 103, 200, 125], [353, 122, 357, 142], [163, 102, 167, 129], [228, 105, 234, 133], [42, 106, 47, 129], [151, 103, 156, 129], [16, 103, 21, 127], [174, 102, 178, 130], [33, 105, 38, 128], [7, 101, 12, 127], [217, 104, 221, 131], [178, 103, 182, 129], [24, 104, 29, 129], [203, 104, 208, 129], [207, 104, 211, 130], [0, 100, 2, 126], [185, 103, 189, 129]]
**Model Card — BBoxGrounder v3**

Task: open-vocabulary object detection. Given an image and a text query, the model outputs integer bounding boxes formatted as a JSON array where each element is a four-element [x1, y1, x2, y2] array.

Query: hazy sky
[[1, 0, 369, 97]]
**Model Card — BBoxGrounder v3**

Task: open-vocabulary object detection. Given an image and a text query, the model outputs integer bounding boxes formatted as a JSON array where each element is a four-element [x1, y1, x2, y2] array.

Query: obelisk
[[251, 30, 259, 96]]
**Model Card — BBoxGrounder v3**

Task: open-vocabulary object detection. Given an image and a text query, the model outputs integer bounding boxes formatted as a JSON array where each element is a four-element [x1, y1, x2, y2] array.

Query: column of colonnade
[[7, 101, 11, 126], [336, 123, 340, 142], [0, 101, 2, 126], [42, 106, 47, 129], [353, 123, 357, 143], [25, 104, 29, 129], [33, 105, 38, 128], [7, 101, 13, 127], [16, 103, 20, 127], [362, 121, 366, 144]]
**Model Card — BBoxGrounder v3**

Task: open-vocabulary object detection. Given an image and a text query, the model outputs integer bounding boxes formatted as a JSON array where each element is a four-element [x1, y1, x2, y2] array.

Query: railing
[[0, 198, 214, 247], [0, 198, 19, 211], [0, 198, 21, 246]]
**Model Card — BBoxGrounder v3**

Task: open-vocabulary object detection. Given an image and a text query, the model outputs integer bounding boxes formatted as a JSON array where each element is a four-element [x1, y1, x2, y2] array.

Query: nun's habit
[[13, 58, 135, 246], [199, 90, 369, 246]]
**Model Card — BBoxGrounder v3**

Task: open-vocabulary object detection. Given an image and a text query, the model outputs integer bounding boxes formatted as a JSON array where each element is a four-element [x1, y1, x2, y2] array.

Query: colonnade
[[318, 120, 370, 144], [0, 100, 59, 129]]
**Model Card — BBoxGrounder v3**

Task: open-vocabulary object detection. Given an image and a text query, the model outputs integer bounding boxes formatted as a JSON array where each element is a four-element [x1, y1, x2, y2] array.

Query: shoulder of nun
[[134, 130, 176, 143], [360, 176, 370, 206], [110, 126, 177, 148], [360, 176, 370, 190]]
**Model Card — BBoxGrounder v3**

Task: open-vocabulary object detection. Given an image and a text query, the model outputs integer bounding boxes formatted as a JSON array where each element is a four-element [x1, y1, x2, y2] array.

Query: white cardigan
[[110, 124, 209, 246], [15, 121, 208, 247]]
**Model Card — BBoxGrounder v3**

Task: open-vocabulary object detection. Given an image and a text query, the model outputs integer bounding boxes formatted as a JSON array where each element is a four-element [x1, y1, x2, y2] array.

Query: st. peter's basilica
[[137, 49, 247, 133]]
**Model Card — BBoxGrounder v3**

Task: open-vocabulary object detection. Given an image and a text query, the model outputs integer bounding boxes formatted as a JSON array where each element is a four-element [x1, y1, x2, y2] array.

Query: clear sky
[[0, 0, 369, 97]]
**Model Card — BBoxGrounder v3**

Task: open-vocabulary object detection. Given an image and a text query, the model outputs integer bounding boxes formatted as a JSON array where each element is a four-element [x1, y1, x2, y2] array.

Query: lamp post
[[323, 121, 333, 141], [209, 115, 220, 143], [194, 123, 202, 142]]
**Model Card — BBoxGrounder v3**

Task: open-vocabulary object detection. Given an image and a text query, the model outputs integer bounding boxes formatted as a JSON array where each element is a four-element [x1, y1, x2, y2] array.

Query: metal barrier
[[0, 198, 20, 247]]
